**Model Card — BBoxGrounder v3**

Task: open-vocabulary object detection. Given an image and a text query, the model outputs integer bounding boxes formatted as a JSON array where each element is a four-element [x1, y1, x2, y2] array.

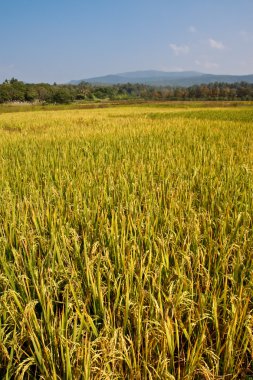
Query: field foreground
[[0, 104, 253, 379]]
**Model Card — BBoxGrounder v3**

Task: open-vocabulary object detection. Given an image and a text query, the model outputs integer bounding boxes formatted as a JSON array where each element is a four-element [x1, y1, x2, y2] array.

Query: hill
[[70, 70, 253, 86]]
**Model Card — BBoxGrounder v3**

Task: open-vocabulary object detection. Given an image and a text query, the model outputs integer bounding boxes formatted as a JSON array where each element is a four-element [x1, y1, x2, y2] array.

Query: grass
[[1, 100, 253, 114], [0, 104, 253, 379]]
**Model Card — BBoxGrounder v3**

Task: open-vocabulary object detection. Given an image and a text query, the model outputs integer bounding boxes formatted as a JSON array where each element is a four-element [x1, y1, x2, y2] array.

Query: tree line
[[1, 78, 253, 104]]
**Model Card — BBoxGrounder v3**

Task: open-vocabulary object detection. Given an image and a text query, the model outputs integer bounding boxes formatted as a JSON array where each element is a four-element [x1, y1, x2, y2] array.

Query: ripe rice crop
[[0, 104, 253, 379]]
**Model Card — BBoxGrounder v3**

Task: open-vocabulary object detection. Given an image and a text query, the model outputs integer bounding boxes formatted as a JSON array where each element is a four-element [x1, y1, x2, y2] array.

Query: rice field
[[0, 104, 253, 379]]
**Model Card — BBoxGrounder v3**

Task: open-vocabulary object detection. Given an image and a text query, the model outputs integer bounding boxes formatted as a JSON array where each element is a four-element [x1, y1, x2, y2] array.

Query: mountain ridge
[[69, 70, 253, 86]]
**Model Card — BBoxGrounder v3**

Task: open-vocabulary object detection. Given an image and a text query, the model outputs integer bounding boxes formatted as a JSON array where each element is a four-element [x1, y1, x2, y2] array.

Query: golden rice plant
[[0, 104, 253, 379]]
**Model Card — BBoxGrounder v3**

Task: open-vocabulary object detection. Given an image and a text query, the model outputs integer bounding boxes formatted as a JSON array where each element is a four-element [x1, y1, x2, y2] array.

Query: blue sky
[[1, 0, 253, 83]]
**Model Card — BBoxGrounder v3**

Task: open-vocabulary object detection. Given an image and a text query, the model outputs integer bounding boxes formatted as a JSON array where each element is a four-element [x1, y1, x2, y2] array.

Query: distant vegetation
[[1, 78, 253, 104]]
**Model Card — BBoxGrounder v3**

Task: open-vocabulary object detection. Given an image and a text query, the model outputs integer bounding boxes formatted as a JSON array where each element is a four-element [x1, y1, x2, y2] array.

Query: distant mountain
[[69, 70, 253, 87]]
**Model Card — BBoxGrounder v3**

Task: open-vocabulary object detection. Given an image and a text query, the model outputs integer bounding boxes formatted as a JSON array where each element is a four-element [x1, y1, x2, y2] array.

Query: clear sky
[[1, 0, 253, 83]]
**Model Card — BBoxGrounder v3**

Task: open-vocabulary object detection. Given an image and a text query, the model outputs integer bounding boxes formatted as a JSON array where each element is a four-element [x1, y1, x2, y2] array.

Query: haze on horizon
[[1, 0, 253, 83]]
